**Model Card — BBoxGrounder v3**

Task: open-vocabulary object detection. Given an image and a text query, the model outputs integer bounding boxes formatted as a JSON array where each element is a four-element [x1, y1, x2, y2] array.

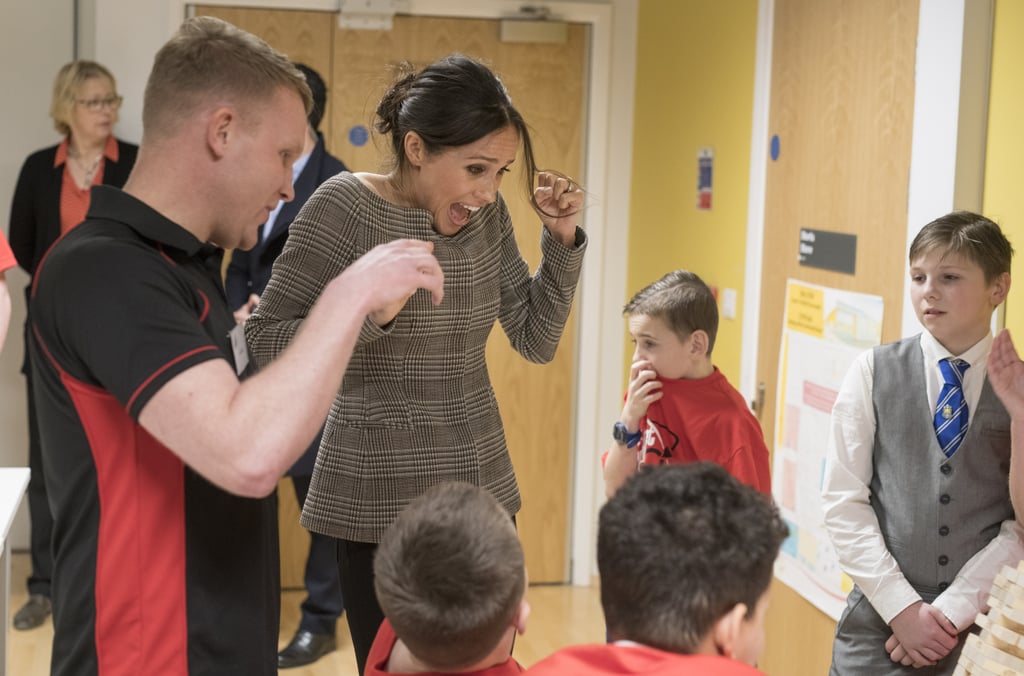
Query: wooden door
[[194, 6, 586, 585], [329, 12, 585, 586], [755, 1, 919, 673]]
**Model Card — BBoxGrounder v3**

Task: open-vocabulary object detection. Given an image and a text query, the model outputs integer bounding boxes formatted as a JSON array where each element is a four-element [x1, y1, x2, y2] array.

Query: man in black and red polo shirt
[[29, 17, 443, 676]]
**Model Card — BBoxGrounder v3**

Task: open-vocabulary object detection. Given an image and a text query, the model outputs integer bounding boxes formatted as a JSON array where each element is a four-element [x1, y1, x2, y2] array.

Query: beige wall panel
[[756, 0, 918, 673]]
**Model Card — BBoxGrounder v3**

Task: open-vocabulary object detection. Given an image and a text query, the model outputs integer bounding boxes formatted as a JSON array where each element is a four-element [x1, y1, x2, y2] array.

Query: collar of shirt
[[54, 134, 121, 168], [262, 149, 313, 242], [87, 184, 209, 257], [919, 331, 992, 419]]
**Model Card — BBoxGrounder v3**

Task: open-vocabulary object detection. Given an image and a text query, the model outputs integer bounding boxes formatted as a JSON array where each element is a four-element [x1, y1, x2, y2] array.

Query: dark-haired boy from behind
[[527, 462, 788, 675], [603, 270, 770, 497], [822, 211, 1024, 674], [366, 482, 527, 675]]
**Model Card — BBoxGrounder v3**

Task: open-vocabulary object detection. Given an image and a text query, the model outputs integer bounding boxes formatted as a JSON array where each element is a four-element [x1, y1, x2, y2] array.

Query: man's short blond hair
[[142, 16, 311, 141]]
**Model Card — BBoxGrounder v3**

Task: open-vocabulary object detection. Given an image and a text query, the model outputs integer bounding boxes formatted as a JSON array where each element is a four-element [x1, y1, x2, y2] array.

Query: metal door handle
[[751, 381, 766, 421]]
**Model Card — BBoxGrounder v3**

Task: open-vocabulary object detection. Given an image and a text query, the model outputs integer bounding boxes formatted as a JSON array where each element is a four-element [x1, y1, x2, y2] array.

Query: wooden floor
[[7, 552, 605, 675]]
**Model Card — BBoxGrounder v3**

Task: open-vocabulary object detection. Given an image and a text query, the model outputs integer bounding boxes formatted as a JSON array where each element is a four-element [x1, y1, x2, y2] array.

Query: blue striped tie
[[934, 358, 969, 458]]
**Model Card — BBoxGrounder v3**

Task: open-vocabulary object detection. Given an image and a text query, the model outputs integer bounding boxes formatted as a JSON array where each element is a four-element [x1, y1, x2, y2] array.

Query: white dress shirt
[[821, 331, 1024, 629], [261, 150, 313, 242]]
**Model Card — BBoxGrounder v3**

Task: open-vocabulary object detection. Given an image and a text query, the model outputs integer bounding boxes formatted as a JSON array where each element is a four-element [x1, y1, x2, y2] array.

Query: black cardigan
[[9, 138, 138, 277], [9, 138, 137, 372]]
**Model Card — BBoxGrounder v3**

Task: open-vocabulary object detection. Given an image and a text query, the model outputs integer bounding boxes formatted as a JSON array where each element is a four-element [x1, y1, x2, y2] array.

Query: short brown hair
[[373, 482, 524, 670], [142, 16, 311, 141], [909, 211, 1014, 283], [599, 463, 787, 652], [624, 270, 719, 355], [50, 61, 117, 136]]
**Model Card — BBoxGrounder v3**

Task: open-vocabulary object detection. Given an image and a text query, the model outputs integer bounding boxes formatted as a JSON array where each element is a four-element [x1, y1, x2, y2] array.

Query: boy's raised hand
[[989, 329, 1024, 420], [620, 359, 663, 433]]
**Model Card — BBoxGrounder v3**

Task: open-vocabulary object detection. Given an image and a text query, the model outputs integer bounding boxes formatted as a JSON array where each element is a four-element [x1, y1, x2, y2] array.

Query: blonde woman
[[8, 60, 136, 631]]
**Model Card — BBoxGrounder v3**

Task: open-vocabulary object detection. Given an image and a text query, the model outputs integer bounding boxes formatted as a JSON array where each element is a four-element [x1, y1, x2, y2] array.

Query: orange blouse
[[0, 231, 15, 274], [54, 135, 120, 235]]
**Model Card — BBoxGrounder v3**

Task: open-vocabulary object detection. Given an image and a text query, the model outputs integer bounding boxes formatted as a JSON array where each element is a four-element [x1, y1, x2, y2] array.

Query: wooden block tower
[[955, 560, 1024, 675]]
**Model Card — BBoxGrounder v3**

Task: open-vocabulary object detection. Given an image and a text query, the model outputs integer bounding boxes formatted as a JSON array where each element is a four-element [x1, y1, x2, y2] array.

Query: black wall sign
[[798, 228, 857, 275]]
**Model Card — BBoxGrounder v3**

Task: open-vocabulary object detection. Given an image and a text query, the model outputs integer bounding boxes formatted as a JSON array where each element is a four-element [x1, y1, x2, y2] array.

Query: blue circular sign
[[349, 125, 369, 147], [770, 134, 780, 161]]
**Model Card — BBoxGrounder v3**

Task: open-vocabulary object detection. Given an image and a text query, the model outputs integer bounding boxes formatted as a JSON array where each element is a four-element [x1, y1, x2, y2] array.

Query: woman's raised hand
[[534, 171, 582, 247]]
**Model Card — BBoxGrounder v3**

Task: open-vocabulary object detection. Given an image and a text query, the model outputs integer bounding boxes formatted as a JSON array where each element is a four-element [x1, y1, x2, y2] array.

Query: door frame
[[740, 0, 993, 406], [175, 0, 638, 585]]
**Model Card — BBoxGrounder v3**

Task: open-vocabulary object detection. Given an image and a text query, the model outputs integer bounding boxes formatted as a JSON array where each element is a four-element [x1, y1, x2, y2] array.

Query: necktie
[[934, 358, 970, 458]]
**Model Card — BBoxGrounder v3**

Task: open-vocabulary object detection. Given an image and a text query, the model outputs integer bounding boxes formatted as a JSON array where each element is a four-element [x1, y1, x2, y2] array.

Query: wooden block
[[989, 589, 1007, 610], [971, 637, 1024, 673], [955, 566, 1024, 674], [960, 634, 985, 670], [960, 635, 1012, 675], [977, 613, 1024, 657], [996, 606, 1024, 635]]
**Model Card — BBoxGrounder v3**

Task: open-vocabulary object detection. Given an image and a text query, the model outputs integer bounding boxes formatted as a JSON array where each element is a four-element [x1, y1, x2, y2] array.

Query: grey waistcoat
[[870, 336, 1012, 594]]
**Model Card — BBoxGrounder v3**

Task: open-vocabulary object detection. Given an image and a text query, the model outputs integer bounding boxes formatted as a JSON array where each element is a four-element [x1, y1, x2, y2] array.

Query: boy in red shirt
[[604, 270, 770, 496], [527, 463, 787, 675], [366, 482, 527, 675]]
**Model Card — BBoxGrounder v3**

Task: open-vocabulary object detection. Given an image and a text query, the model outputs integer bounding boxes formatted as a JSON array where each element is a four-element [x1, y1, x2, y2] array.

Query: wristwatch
[[612, 422, 642, 449]]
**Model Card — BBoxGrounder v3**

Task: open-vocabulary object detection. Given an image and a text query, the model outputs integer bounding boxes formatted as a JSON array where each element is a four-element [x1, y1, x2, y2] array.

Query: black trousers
[[25, 369, 53, 598], [336, 539, 382, 676], [830, 585, 965, 676], [291, 475, 344, 635]]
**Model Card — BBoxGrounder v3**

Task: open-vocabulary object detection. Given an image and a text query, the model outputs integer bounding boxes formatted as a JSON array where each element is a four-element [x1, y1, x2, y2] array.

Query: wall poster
[[772, 279, 884, 620]]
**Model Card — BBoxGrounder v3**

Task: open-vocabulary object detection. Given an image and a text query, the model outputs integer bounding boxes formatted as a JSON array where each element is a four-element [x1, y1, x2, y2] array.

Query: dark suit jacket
[[9, 138, 138, 277], [226, 134, 347, 310], [226, 133, 346, 476]]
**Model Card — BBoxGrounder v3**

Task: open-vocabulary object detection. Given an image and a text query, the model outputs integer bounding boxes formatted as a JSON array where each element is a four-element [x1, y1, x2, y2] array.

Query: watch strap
[[613, 421, 642, 449]]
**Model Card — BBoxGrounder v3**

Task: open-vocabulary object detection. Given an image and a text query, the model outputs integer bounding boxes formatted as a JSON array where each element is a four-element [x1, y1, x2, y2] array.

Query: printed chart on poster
[[771, 279, 884, 620]]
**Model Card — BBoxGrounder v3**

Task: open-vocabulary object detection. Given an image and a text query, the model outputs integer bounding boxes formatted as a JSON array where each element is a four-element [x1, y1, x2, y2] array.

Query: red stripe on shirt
[[60, 373, 189, 676], [126, 346, 220, 412], [196, 289, 210, 323]]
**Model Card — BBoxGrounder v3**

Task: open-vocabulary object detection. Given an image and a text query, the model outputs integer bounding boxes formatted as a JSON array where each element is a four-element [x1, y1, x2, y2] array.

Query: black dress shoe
[[13, 594, 52, 630], [278, 629, 337, 668]]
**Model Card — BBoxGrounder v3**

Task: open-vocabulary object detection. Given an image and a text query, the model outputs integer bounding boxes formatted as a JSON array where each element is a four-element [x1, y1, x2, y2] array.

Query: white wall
[[89, 0, 178, 143], [1, 2, 75, 549]]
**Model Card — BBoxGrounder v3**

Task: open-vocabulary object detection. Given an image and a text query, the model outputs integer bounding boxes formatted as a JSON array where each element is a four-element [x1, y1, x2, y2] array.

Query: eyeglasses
[[75, 95, 123, 112]]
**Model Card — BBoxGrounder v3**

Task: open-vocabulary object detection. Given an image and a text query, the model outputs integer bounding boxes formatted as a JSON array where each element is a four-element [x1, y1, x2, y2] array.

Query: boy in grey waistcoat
[[822, 211, 1024, 675]]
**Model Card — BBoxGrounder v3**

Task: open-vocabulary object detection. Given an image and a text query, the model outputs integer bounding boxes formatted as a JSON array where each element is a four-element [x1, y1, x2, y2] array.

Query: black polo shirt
[[30, 185, 279, 676]]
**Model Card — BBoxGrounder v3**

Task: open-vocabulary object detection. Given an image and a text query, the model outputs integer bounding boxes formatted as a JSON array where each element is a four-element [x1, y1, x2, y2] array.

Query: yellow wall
[[984, 0, 1024, 336], [625, 0, 759, 382]]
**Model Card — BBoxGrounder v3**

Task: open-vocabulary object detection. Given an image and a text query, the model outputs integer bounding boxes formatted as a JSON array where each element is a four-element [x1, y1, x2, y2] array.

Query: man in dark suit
[[225, 62, 347, 670]]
